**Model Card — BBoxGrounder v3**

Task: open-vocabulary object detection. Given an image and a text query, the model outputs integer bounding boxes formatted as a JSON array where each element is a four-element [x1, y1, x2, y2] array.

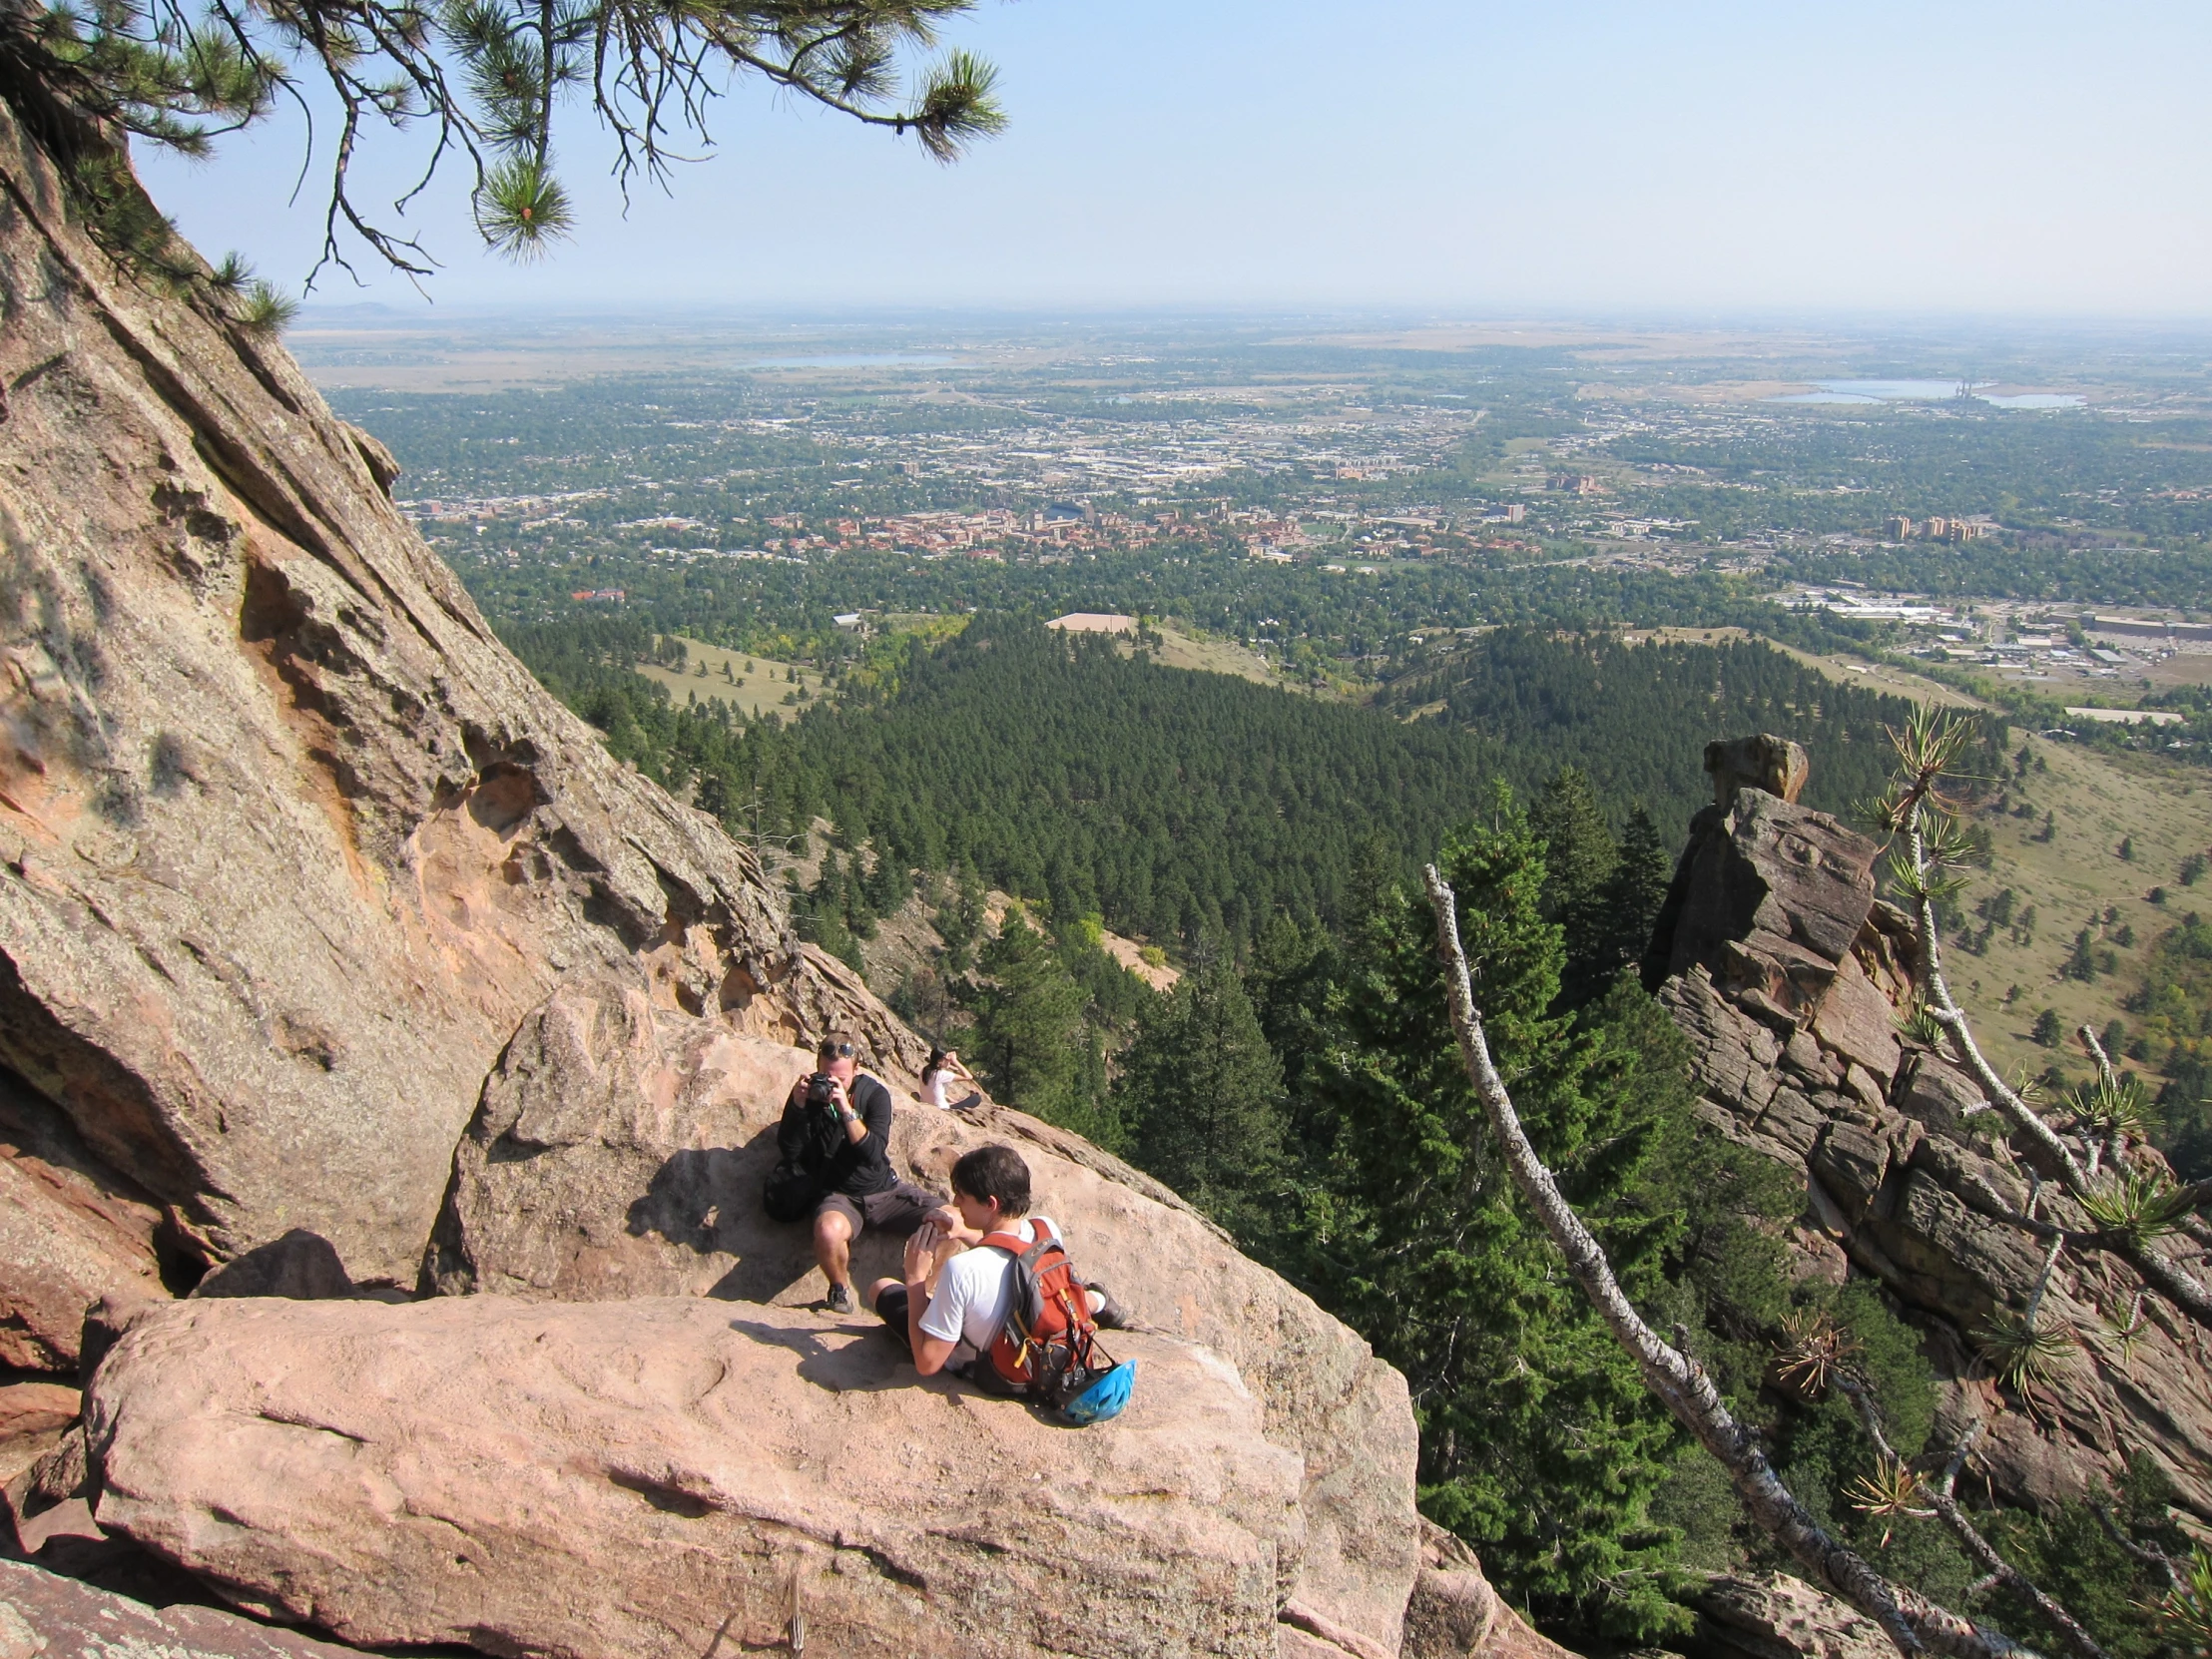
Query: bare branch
[[1839, 1382, 2108, 1659], [1908, 812, 2212, 1333]]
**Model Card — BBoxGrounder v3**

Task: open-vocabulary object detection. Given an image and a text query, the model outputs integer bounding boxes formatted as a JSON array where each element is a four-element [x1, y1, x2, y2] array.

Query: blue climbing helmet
[[1060, 1359, 1136, 1426]]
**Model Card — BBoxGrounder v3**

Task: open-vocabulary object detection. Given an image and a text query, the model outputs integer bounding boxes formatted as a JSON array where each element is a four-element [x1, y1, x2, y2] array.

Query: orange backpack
[[976, 1219, 1111, 1410]]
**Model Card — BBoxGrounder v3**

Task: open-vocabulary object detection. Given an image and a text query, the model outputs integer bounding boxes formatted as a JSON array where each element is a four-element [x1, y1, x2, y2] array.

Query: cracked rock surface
[[87, 1294, 1304, 1659], [0, 92, 909, 1300], [1648, 783, 2212, 1517]]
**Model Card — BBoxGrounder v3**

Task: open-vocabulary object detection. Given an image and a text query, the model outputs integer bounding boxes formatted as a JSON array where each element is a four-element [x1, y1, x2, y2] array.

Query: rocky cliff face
[[1647, 745, 2212, 1518], [0, 94, 907, 1302]]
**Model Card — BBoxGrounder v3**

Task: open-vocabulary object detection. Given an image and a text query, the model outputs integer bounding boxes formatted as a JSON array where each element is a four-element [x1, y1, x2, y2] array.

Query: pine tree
[[970, 914, 1104, 1141], [1569, 803, 1673, 1008], [1118, 947, 1286, 1242], [1530, 767, 1618, 926], [1283, 787, 1687, 1638], [2061, 927, 2098, 982]]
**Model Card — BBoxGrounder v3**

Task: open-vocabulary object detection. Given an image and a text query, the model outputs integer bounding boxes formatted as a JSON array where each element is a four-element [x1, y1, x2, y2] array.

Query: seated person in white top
[[868, 1143, 1122, 1378], [920, 1044, 981, 1112]]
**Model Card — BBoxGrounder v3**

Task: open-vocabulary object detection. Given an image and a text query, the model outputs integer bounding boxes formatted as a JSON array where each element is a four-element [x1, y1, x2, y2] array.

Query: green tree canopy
[[1116, 945, 1285, 1242]]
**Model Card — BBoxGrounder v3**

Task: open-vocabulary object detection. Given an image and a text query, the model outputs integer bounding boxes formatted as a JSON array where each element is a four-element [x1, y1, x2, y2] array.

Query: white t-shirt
[[924, 1069, 952, 1110], [918, 1216, 1061, 1352]]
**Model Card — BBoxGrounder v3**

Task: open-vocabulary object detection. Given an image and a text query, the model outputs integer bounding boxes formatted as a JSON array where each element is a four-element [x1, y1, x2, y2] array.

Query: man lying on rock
[[869, 1143, 1126, 1382], [771, 1031, 942, 1315]]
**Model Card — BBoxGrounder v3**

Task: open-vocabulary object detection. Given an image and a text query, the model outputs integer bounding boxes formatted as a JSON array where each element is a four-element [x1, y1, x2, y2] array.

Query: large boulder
[[424, 979, 1423, 1654], [86, 1294, 1307, 1659], [0, 1382, 78, 1486], [1690, 1571, 1894, 1659], [1648, 765, 2212, 1518], [0, 91, 910, 1299]]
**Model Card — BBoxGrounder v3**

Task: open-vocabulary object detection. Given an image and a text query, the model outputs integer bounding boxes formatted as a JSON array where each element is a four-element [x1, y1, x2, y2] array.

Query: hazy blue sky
[[139, 1, 2212, 315]]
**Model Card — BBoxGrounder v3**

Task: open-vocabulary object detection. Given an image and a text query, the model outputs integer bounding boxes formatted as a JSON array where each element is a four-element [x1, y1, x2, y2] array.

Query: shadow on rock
[[726, 1318, 911, 1394], [192, 1229, 352, 1301], [626, 1131, 913, 1306]]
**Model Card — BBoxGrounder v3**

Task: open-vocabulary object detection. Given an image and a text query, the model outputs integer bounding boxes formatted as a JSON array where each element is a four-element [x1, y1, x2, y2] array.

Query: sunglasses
[[826, 1042, 856, 1058]]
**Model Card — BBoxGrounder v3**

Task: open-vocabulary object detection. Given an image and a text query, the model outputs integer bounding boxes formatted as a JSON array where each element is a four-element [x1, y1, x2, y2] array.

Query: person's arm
[[824, 1077, 869, 1146], [776, 1080, 810, 1161], [902, 1227, 964, 1376], [847, 1076, 891, 1153], [926, 1202, 982, 1248]]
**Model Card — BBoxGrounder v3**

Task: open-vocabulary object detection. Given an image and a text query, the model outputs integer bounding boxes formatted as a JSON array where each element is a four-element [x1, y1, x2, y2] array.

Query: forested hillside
[[501, 614, 1943, 950], [1384, 629, 1925, 825]]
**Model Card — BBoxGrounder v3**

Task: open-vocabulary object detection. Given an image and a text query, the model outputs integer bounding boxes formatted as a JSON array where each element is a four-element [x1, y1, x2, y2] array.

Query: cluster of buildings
[[1883, 515, 1989, 543]]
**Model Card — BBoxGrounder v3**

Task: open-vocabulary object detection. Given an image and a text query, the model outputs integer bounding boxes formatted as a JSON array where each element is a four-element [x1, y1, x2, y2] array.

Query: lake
[[1769, 379, 2083, 409]]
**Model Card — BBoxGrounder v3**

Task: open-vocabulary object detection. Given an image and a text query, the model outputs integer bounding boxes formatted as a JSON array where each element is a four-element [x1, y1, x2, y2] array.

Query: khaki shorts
[[813, 1179, 939, 1239]]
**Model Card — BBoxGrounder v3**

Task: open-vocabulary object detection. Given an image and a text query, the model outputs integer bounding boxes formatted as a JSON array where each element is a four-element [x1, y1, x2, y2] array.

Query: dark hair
[[817, 1031, 859, 1062], [950, 1144, 1030, 1219], [924, 1045, 948, 1075]]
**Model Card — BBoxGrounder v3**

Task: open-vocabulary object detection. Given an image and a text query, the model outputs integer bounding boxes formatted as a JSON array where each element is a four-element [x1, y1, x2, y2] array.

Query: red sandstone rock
[[89, 1295, 1304, 1659]]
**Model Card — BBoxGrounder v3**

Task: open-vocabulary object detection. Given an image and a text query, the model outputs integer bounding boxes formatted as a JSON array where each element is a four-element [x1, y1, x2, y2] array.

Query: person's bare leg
[[867, 1276, 901, 1312], [815, 1208, 854, 1295]]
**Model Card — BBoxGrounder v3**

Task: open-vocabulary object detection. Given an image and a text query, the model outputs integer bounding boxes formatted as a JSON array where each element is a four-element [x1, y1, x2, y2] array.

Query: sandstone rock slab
[[425, 980, 1421, 1651], [1401, 1521, 1579, 1659], [0, 1382, 77, 1487], [1692, 1571, 1893, 1659], [0, 1557, 364, 1658], [89, 1295, 1303, 1659], [0, 1078, 165, 1372]]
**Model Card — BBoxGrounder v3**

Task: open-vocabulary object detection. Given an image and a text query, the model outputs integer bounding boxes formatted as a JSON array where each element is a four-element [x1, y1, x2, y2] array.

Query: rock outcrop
[[0, 88, 911, 1311], [88, 1294, 1304, 1658], [423, 979, 1423, 1654], [0, 1074, 166, 1372], [1690, 1571, 1895, 1659], [1647, 764, 2212, 1517]]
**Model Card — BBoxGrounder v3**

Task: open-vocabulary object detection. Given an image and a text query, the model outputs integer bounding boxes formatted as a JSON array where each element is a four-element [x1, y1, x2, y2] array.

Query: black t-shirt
[[777, 1073, 896, 1197]]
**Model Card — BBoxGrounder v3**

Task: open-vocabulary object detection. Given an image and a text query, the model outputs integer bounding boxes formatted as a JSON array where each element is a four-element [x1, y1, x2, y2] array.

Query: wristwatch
[[837, 1107, 857, 1123]]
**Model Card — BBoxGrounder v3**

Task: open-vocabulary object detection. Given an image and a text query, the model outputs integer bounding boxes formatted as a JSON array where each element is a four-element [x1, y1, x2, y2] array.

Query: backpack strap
[[978, 1218, 1057, 1258]]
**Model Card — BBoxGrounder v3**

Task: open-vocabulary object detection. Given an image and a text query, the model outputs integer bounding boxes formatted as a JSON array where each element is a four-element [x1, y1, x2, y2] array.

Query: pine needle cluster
[[2, 0, 1004, 276]]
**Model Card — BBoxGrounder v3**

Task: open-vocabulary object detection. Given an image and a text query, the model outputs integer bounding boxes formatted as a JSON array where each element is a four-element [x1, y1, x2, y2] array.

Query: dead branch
[[1908, 820, 2212, 1334], [1839, 1382, 2108, 1659]]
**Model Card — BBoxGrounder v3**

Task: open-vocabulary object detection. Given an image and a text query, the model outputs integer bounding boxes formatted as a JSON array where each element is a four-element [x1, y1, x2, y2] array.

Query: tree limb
[[1908, 818, 2212, 1334], [1838, 1382, 2108, 1659]]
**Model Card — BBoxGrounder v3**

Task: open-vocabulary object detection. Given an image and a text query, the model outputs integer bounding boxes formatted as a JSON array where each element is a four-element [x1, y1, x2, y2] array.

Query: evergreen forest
[[504, 614, 1942, 950]]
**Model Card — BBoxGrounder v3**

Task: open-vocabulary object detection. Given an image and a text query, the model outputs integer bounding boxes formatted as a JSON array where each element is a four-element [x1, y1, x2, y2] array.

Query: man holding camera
[[774, 1031, 940, 1315]]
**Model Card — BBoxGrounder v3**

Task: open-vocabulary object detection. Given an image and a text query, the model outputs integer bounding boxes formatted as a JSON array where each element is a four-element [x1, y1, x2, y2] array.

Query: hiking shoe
[[1086, 1283, 1129, 1331], [827, 1282, 856, 1316]]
